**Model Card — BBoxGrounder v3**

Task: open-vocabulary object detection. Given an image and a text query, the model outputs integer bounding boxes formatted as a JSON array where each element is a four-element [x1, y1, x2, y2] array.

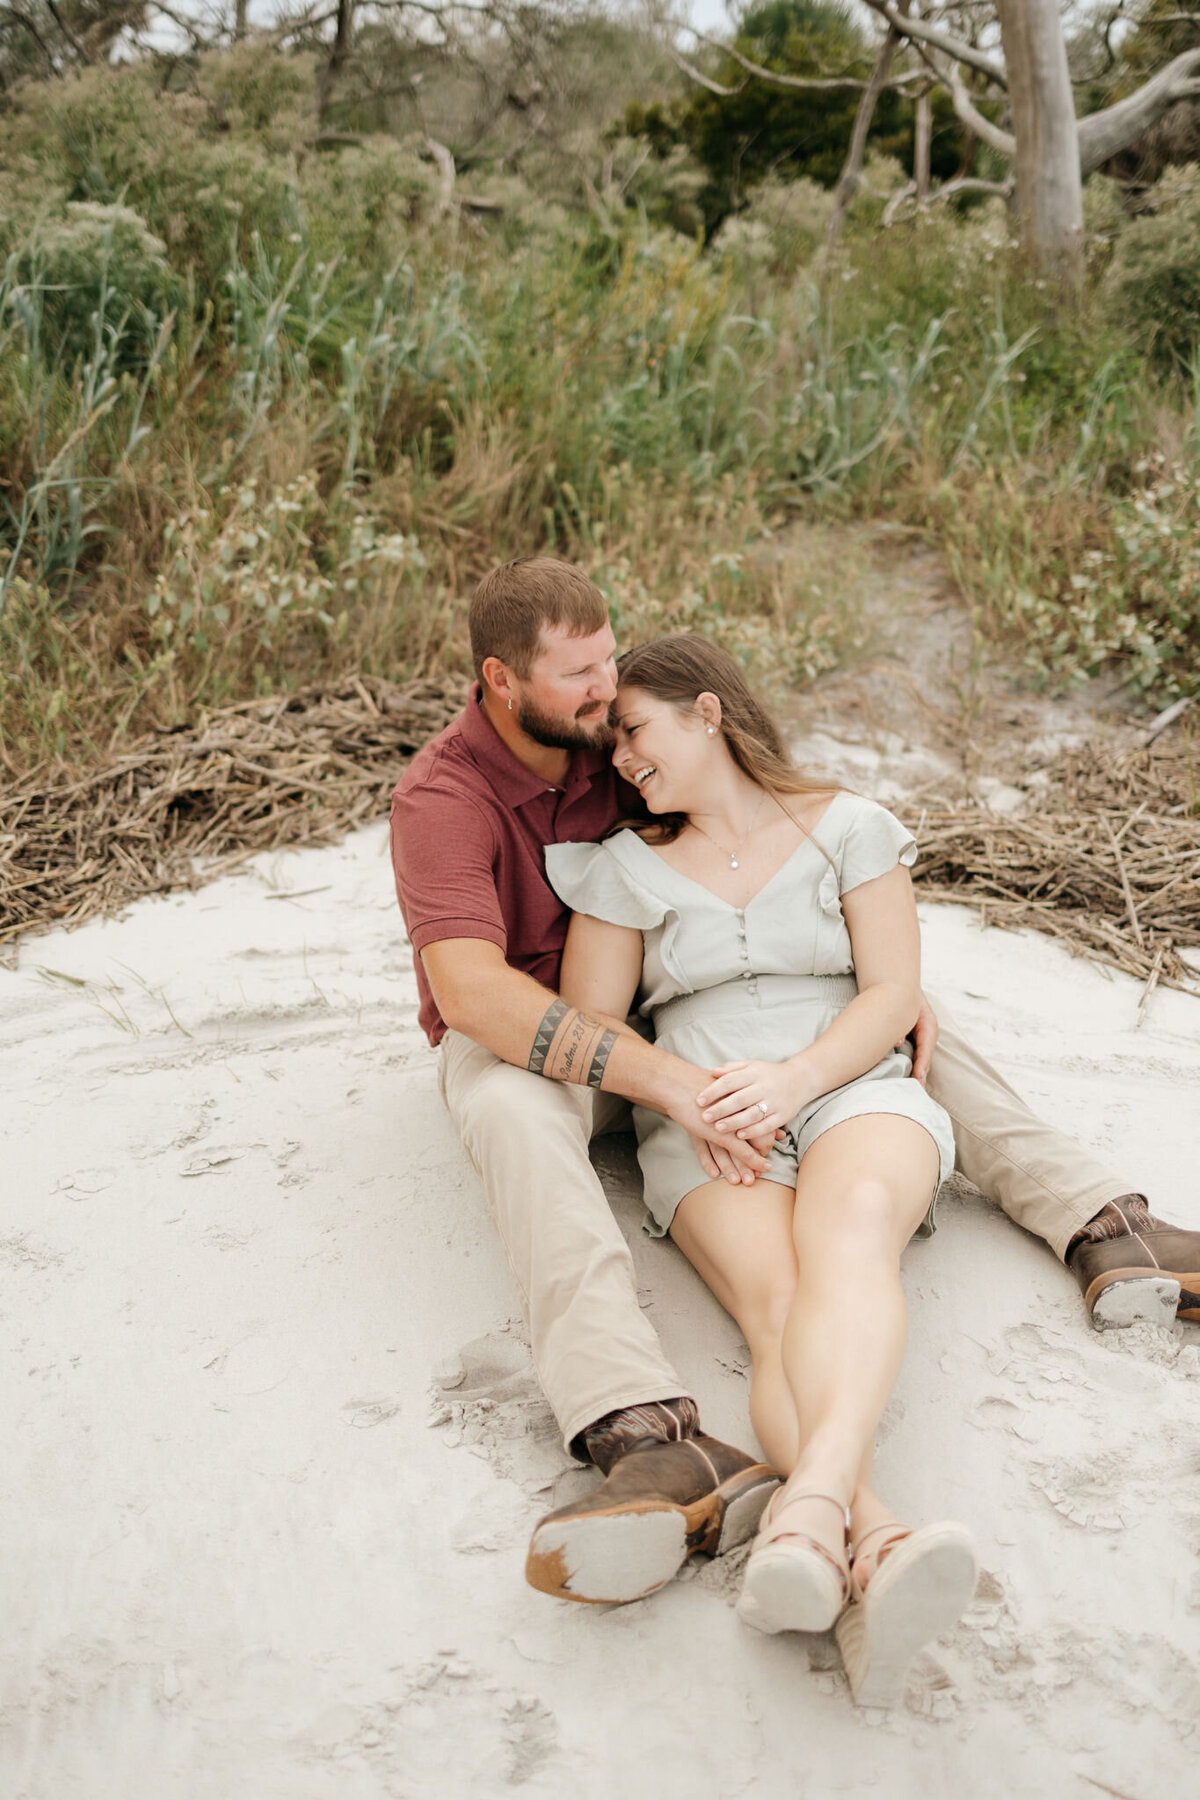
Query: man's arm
[[421, 936, 770, 1181]]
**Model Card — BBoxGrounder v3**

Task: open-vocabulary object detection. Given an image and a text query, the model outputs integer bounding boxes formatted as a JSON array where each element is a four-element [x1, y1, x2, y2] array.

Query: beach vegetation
[[2, 15, 1200, 774]]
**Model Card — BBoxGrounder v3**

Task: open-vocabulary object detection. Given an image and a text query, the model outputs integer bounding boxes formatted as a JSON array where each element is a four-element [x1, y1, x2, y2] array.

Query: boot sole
[[525, 1464, 779, 1605], [1088, 1272, 1182, 1330], [835, 1525, 977, 1709]]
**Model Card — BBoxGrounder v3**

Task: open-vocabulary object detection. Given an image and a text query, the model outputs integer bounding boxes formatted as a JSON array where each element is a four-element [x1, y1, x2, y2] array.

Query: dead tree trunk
[[992, 0, 1082, 281]]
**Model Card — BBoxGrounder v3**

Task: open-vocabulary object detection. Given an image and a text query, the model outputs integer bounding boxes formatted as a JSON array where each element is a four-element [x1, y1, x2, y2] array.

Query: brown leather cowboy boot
[[526, 1406, 779, 1605], [1067, 1194, 1200, 1328]]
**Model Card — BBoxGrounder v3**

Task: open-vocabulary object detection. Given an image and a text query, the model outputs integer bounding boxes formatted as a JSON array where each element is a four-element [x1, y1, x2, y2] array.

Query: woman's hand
[[696, 1059, 808, 1139]]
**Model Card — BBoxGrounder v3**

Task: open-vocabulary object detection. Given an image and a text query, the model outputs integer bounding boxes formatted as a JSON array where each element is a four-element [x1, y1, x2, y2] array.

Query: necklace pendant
[[730, 856, 739, 870]]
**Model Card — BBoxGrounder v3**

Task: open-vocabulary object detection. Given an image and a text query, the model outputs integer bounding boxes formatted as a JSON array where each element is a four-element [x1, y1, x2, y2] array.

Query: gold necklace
[[688, 792, 766, 870]]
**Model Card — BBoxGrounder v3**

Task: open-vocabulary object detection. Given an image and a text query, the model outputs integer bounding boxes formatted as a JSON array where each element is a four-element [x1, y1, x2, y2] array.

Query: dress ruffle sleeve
[[544, 839, 669, 931], [545, 835, 691, 1002], [837, 799, 918, 895]]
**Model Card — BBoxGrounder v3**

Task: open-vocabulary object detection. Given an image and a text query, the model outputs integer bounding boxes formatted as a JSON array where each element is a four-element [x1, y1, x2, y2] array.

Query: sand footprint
[[300, 1655, 560, 1788], [429, 1329, 570, 1498], [1027, 1448, 1137, 1530]]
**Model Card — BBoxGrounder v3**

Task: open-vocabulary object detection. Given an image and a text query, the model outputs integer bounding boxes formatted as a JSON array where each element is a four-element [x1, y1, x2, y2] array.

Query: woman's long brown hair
[[613, 634, 843, 845]]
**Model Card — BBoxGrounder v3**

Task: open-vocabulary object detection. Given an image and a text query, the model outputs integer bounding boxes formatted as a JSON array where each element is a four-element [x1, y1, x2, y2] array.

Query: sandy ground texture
[[4, 805, 1200, 1800]]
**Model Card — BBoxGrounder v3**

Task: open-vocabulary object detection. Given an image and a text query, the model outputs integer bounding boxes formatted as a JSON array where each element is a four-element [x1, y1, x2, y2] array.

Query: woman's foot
[[835, 1517, 978, 1708], [736, 1486, 850, 1636]]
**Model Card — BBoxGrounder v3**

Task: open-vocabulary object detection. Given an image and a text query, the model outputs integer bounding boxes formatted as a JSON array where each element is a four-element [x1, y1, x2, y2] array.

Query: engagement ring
[[757, 1101, 769, 1118]]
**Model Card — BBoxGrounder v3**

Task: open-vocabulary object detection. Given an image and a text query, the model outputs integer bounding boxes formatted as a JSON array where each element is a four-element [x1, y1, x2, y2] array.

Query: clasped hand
[[697, 1059, 807, 1139]]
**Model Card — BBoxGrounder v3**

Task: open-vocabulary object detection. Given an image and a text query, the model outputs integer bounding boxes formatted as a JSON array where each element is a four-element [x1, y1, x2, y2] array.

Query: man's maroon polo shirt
[[390, 684, 636, 1046]]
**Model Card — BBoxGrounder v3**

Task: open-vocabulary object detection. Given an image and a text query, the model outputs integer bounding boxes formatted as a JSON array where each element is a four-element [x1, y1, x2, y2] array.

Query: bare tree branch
[[666, 43, 743, 98], [945, 59, 1016, 156], [146, 1, 213, 50], [1077, 44, 1200, 173], [827, 3, 910, 248], [682, 26, 927, 92], [860, 0, 1008, 89], [43, 0, 88, 60], [0, 1, 61, 67], [883, 171, 1013, 224], [425, 134, 455, 219]]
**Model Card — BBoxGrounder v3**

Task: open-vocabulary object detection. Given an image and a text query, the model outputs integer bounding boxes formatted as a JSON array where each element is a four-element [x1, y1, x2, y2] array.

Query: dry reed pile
[[3, 693, 1198, 1010], [913, 736, 1200, 1005], [0, 677, 465, 947]]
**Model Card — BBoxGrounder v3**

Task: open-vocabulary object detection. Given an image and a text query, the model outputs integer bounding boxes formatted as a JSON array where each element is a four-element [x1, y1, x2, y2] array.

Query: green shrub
[[17, 202, 179, 369], [1104, 165, 1200, 371], [712, 175, 832, 277]]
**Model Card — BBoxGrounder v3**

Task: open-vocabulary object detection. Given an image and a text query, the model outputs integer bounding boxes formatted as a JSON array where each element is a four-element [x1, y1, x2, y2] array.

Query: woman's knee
[[795, 1176, 902, 1259]]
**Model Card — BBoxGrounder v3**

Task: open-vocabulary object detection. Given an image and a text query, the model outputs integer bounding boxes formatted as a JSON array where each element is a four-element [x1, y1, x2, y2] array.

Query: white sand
[[4, 819, 1199, 1798]]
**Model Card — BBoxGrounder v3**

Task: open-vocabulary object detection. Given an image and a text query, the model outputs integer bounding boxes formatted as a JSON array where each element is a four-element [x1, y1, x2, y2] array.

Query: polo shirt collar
[[460, 682, 610, 806]]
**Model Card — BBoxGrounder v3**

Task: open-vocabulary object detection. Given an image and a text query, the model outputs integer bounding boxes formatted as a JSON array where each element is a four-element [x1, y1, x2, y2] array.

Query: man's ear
[[481, 655, 514, 708], [696, 691, 723, 734]]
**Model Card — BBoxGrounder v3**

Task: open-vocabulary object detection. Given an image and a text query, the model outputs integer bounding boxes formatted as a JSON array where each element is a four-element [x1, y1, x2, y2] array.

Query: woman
[[545, 634, 977, 1708]]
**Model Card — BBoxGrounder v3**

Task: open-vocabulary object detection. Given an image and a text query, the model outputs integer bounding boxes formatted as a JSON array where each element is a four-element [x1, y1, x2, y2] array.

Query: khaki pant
[[438, 997, 1131, 1453]]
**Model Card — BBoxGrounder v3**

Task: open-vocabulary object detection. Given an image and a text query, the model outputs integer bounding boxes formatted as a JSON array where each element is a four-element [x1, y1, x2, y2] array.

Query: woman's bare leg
[[669, 1177, 801, 1473], [773, 1115, 939, 1561], [671, 1117, 938, 1570]]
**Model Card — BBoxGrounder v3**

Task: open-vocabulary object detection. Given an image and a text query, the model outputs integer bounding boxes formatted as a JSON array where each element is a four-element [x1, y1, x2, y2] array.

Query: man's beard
[[515, 695, 614, 753]]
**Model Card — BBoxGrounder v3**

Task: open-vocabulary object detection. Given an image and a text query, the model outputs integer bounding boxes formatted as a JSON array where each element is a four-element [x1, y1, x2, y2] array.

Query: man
[[391, 557, 1200, 1608]]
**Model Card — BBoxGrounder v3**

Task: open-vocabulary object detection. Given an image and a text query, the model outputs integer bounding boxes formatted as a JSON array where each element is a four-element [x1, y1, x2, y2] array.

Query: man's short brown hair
[[469, 557, 608, 682]]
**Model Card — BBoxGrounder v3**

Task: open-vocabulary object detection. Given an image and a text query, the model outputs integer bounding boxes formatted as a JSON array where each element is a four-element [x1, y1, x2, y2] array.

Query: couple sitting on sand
[[391, 557, 1200, 1706]]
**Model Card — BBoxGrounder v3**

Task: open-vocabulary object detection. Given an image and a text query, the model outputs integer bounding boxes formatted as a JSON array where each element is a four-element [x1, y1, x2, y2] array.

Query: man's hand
[[911, 993, 939, 1085]]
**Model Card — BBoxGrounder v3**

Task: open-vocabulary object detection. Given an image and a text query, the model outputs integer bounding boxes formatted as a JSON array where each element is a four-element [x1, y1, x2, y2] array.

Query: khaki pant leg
[[924, 991, 1133, 1262], [438, 1030, 687, 1453]]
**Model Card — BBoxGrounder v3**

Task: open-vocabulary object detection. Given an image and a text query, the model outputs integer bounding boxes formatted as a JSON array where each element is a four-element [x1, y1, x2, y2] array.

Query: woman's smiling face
[[611, 683, 714, 811]]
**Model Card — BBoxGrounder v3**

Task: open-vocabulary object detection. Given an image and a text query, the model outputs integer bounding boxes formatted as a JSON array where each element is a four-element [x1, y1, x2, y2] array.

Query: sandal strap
[[850, 1519, 911, 1561], [847, 1519, 911, 1599], [757, 1489, 851, 1556]]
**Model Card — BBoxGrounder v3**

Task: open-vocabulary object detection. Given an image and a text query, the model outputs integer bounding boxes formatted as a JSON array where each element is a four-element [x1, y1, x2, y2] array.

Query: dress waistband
[[652, 972, 858, 1033]]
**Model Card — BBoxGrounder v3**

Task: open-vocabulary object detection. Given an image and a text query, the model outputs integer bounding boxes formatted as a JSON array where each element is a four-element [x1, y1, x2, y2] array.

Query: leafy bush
[[1104, 165, 1200, 370], [712, 175, 832, 277], [17, 202, 179, 369]]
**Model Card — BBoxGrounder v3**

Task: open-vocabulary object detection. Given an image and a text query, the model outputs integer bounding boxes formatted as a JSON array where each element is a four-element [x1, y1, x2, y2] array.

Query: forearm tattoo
[[527, 1001, 620, 1089]]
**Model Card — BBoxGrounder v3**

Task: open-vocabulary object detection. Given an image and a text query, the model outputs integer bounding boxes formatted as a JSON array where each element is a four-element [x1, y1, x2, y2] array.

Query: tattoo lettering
[[526, 1002, 621, 1090], [527, 999, 569, 1076]]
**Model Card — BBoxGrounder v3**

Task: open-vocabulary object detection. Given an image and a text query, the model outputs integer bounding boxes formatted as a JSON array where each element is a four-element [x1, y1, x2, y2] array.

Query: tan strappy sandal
[[834, 1517, 978, 1708], [736, 1489, 851, 1636]]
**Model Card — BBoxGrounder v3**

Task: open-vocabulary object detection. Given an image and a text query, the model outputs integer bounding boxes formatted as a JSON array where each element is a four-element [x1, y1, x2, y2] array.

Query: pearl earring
[[707, 726, 716, 736]]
